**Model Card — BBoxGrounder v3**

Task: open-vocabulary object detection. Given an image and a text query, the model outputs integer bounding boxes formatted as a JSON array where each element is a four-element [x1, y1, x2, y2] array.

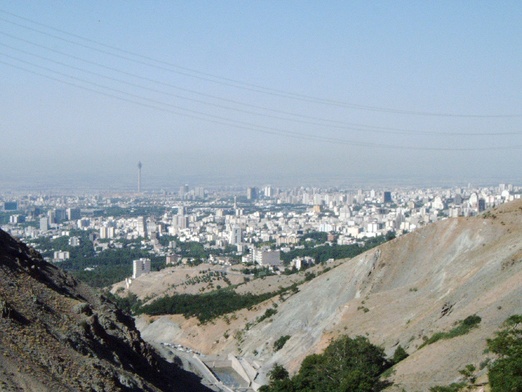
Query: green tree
[[487, 315, 522, 392], [319, 336, 390, 391], [263, 335, 390, 392], [268, 363, 290, 382]]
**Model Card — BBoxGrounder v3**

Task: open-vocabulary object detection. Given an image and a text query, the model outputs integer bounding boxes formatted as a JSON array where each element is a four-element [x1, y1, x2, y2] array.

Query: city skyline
[[1, 2, 521, 191]]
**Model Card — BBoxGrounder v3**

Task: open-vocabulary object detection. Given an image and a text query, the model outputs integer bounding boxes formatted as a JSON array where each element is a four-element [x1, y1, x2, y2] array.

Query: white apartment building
[[132, 258, 151, 279]]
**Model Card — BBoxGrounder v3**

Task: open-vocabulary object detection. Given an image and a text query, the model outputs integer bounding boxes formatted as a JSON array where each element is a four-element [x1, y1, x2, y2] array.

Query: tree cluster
[[137, 289, 276, 323], [260, 335, 393, 392], [487, 315, 522, 391], [281, 236, 388, 264]]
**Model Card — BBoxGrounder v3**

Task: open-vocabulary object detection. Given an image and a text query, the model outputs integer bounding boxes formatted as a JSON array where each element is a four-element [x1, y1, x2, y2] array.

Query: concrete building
[[478, 198, 486, 212], [166, 254, 180, 265], [253, 249, 281, 267], [383, 191, 392, 203], [40, 217, 49, 232], [264, 186, 274, 198], [77, 218, 90, 229], [179, 184, 189, 199], [229, 225, 242, 245], [137, 216, 147, 238], [100, 226, 115, 239], [247, 187, 258, 200], [69, 236, 81, 246], [194, 187, 205, 199], [66, 208, 81, 221], [53, 251, 70, 261], [132, 258, 151, 279], [9, 215, 25, 224], [53, 209, 67, 223]]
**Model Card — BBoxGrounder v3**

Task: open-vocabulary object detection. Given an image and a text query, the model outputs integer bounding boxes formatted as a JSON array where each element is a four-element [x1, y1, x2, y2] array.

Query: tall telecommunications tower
[[137, 161, 142, 193]]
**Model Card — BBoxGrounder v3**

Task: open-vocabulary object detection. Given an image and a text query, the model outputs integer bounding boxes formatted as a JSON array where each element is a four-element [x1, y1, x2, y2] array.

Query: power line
[[1, 9, 520, 118], [1, 57, 521, 152], [1, 39, 517, 138]]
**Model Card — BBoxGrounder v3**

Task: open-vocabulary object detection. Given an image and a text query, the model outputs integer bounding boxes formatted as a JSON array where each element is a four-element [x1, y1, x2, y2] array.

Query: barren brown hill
[[0, 229, 211, 392], [137, 199, 522, 391], [112, 262, 306, 299]]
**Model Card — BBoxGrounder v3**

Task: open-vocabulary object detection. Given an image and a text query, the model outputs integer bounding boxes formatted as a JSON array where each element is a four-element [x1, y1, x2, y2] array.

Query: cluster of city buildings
[[1, 183, 519, 273]]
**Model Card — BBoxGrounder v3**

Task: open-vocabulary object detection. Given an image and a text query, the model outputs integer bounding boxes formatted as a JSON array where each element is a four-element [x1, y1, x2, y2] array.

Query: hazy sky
[[1, 1, 521, 190]]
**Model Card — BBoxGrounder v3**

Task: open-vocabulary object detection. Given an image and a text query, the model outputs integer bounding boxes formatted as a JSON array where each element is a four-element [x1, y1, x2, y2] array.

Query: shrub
[[258, 308, 277, 323], [429, 383, 466, 392], [392, 345, 409, 364], [273, 335, 291, 351]]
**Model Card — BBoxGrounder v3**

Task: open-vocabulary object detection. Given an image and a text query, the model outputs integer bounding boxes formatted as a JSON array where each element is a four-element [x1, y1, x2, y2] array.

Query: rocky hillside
[[138, 199, 522, 390], [0, 229, 211, 391]]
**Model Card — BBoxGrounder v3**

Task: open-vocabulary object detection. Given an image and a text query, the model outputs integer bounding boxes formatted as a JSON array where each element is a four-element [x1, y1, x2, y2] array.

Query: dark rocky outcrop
[[0, 229, 211, 391]]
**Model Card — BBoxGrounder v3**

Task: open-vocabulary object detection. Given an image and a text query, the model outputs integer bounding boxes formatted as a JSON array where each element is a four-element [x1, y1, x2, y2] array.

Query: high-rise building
[[137, 216, 147, 238], [454, 194, 463, 205], [40, 217, 49, 232], [66, 208, 81, 221], [132, 258, 151, 279], [247, 187, 258, 200], [175, 215, 189, 230], [383, 191, 392, 203], [179, 184, 189, 199], [99, 226, 115, 239], [229, 225, 242, 245], [54, 209, 67, 223], [478, 198, 486, 212], [264, 186, 274, 198], [194, 187, 205, 199], [47, 210, 56, 225], [100, 226, 108, 239]]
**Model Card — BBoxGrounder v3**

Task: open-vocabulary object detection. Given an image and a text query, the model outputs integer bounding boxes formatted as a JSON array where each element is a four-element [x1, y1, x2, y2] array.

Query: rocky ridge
[[0, 228, 210, 391]]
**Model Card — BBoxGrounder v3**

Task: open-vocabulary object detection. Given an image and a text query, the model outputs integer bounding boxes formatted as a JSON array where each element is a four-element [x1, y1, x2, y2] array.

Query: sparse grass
[[381, 367, 396, 378], [420, 315, 481, 348], [429, 382, 467, 392], [482, 211, 496, 219], [234, 330, 244, 344]]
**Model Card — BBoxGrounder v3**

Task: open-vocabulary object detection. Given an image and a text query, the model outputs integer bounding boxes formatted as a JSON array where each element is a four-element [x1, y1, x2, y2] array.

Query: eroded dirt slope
[[138, 200, 522, 390]]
